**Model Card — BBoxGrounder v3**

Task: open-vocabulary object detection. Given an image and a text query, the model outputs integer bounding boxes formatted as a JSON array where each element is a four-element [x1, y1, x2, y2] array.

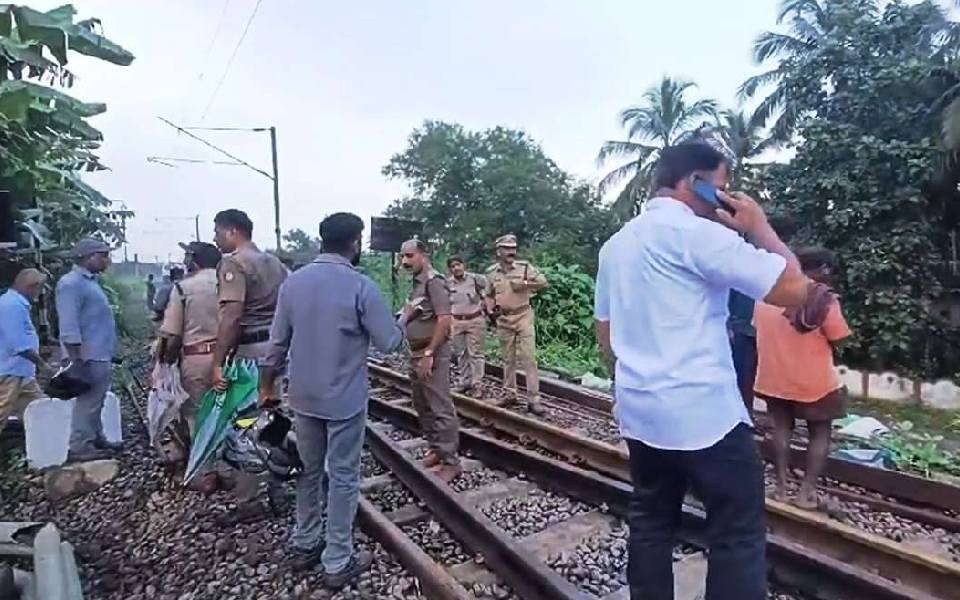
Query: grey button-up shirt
[[56, 266, 118, 362], [264, 253, 404, 420]]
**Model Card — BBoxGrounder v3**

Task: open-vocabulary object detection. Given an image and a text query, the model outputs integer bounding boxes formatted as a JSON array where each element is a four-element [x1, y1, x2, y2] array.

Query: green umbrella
[[183, 358, 259, 484]]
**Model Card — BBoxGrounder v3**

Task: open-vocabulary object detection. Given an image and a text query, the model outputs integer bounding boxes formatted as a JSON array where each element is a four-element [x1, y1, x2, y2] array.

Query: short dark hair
[[447, 255, 464, 268], [319, 213, 364, 253], [188, 242, 222, 269], [796, 247, 835, 272], [170, 267, 185, 280], [654, 142, 729, 189], [147, 274, 154, 280], [214, 209, 253, 238]]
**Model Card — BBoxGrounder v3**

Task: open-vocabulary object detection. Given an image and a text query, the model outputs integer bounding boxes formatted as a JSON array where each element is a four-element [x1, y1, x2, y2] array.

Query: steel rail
[[356, 496, 473, 600], [369, 363, 960, 600], [364, 423, 590, 600], [482, 362, 960, 518]]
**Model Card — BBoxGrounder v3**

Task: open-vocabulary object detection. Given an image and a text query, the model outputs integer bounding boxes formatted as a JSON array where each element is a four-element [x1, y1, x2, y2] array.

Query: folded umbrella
[[183, 358, 259, 484]]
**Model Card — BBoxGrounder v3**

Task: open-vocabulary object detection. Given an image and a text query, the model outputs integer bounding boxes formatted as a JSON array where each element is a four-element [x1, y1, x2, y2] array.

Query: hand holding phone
[[713, 191, 769, 236], [692, 177, 735, 214]]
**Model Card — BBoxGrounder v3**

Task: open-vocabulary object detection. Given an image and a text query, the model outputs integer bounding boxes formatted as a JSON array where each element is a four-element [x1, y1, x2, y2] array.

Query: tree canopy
[[383, 120, 616, 273]]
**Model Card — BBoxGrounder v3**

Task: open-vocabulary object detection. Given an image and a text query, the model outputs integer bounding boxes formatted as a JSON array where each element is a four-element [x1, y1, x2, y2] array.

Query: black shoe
[[93, 437, 123, 452], [323, 550, 373, 589], [290, 543, 325, 571], [66, 448, 113, 463]]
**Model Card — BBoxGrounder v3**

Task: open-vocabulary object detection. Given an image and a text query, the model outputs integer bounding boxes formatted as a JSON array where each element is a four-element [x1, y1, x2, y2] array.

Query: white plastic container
[[24, 392, 123, 469], [24, 398, 72, 469], [101, 391, 123, 444]]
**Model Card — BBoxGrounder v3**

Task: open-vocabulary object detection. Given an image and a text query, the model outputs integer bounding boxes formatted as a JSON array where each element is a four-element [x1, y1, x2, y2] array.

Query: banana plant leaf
[[183, 358, 259, 484]]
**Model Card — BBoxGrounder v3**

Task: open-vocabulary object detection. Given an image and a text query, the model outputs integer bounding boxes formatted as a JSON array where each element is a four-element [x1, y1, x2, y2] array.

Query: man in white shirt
[[594, 142, 807, 599]]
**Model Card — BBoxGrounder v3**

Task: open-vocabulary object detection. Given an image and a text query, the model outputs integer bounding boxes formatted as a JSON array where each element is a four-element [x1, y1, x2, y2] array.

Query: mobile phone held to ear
[[693, 177, 735, 214]]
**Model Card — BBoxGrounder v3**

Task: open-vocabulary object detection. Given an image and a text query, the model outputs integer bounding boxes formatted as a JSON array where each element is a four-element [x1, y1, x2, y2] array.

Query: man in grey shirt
[[260, 213, 404, 588], [56, 238, 119, 461]]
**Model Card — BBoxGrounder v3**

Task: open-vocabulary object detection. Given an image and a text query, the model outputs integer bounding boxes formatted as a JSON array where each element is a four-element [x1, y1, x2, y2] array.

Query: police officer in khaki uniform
[[447, 256, 487, 397], [212, 209, 289, 523], [157, 242, 221, 492], [159, 242, 222, 434], [399, 239, 461, 483], [485, 234, 548, 415]]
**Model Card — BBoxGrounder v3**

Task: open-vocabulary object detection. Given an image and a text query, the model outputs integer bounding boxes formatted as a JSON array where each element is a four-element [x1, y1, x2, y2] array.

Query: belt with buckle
[[408, 338, 431, 352], [499, 304, 530, 317], [182, 341, 216, 356], [453, 310, 483, 321], [239, 329, 270, 345]]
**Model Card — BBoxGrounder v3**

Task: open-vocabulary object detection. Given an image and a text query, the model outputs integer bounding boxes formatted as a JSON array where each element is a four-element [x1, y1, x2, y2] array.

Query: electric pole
[[152, 118, 282, 250], [270, 126, 281, 250]]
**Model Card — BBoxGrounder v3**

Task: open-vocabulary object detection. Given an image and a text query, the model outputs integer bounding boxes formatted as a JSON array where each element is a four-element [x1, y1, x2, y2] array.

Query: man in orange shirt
[[754, 247, 851, 510]]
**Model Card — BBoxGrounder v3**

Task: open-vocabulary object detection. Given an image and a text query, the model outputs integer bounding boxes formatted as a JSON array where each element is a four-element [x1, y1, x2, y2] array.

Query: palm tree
[[695, 109, 769, 189], [597, 76, 716, 218], [737, 0, 833, 146], [742, 0, 958, 146]]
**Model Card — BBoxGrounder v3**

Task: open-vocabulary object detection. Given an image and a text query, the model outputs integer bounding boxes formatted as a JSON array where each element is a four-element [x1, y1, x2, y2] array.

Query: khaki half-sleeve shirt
[[405, 267, 451, 345]]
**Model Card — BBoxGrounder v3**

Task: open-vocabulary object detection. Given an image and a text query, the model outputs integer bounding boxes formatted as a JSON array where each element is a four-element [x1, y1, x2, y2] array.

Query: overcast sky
[[32, 0, 781, 262]]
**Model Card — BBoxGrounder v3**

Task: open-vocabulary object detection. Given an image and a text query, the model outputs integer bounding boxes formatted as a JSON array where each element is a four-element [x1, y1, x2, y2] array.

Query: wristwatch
[[423, 349, 434, 357]]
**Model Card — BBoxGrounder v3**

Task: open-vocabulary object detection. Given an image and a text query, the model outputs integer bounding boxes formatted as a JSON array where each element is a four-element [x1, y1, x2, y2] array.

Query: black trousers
[[626, 423, 767, 600], [730, 333, 758, 416]]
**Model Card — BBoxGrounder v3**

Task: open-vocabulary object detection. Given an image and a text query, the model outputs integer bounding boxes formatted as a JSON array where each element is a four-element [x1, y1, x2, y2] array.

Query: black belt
[[239, 329, 270, 345]]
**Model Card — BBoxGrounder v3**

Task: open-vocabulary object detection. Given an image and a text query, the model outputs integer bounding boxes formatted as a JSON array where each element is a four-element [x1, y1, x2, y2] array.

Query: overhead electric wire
[[155, 117, 273, 179], [200, 0, 264, 120]]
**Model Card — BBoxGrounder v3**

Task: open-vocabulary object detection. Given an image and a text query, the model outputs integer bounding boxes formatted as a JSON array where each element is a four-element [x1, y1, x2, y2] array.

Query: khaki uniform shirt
[[405, 267, 452, 357], [217, 244, 288, 334], [485, 260, 547, 329], [449, 273, 487, 317], [160, 269, 219, 345]]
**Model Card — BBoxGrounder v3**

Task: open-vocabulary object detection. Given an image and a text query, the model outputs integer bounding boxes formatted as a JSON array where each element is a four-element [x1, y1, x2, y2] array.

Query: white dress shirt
[[594, 197, 786, 450]]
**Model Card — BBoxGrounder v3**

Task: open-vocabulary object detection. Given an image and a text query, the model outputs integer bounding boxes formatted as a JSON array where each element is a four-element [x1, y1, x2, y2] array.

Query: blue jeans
[[291, 409, 365, 573], [626, 423, 766, 600]]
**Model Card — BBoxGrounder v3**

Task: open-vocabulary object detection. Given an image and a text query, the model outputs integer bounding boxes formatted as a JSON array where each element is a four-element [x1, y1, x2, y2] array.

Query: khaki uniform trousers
[[179, 353, 214, 435], [497, 311, 539, 399], [408, 343, 459, 464], [0, 376, 44, 429], [451, 316, 486, 390]]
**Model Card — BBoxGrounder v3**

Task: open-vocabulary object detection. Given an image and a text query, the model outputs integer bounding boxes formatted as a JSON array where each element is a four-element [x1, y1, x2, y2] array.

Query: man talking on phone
[[594, 142, 808, 599]]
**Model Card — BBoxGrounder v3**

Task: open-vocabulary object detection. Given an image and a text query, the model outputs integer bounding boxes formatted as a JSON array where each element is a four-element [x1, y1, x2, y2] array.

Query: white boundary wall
[[837, 366, 960, 410]]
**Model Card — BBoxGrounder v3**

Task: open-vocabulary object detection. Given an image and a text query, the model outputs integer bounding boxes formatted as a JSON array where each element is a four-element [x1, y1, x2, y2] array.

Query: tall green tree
[[0, 4, 133, 251], [384, 121, 616, 273], [596, 76, 716, 218], [741, 0, 958, 146], [757, 0, 960, 378]]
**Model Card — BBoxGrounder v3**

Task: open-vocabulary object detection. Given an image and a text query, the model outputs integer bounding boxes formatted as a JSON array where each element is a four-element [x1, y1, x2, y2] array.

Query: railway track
[[363, 389, 798, 600], [487, 362, 960, 520], [368, 360, 960, 600]]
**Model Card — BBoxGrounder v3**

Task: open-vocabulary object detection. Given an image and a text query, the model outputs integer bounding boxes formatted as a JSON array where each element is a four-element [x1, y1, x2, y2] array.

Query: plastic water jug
[[24, 392, 123, 469], [24, 398, 72, 469]]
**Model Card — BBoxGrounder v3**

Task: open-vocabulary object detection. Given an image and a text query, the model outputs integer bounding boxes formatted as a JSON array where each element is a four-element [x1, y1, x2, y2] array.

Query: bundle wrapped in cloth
[[783, 282, 835, 334]]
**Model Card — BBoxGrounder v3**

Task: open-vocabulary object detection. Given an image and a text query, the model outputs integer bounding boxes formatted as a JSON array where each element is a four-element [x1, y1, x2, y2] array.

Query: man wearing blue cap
[[56, 237, 119, 462]]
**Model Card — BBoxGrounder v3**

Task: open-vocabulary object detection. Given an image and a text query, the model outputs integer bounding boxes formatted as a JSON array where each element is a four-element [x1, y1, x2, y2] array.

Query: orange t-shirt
[[753, 298, 851, 403]]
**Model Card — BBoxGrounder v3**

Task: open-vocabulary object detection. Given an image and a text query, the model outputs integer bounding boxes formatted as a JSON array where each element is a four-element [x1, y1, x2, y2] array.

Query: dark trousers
[[626, 423, 767, 600], [730, 333, 757, 416]]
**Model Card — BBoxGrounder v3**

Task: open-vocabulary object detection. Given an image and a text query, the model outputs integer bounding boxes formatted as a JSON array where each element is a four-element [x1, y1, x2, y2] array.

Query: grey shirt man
[[56, 265, 117, 362], [263, 253, 404, 419]]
